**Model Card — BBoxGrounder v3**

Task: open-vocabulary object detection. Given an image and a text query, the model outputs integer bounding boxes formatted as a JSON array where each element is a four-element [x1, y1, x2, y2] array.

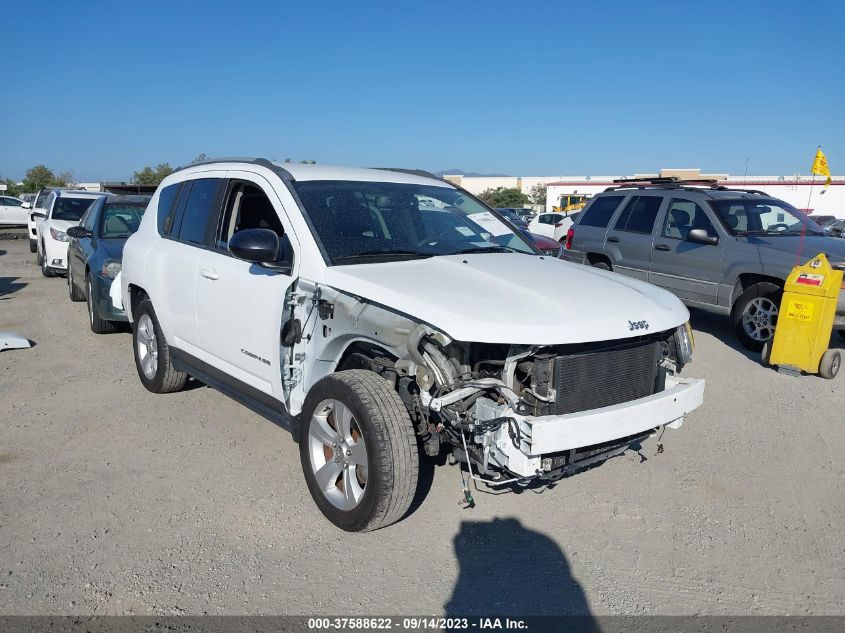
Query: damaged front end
[[395, 324, 704, 483]]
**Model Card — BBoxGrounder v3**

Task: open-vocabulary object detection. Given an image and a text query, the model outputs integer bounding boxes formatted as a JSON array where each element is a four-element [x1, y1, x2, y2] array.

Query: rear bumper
[[490, 375, 705, 477]]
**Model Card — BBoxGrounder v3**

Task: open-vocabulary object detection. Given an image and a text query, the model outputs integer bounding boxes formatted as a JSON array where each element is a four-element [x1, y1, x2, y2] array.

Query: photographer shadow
[[445, 517, 599, 630]]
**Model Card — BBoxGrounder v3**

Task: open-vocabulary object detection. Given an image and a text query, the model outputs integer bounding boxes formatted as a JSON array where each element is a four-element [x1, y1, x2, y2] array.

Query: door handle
[[200, 268, 220, 280], [607, 236, 620, 243], [654, 244, 671, 251]]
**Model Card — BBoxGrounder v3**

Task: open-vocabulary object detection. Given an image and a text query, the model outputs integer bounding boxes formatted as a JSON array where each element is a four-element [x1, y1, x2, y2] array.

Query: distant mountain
[[433, 169, 510, 177]]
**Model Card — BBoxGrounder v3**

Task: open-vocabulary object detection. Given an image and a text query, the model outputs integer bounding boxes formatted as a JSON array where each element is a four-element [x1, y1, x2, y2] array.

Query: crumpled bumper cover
[[492, 375, 705, 477]]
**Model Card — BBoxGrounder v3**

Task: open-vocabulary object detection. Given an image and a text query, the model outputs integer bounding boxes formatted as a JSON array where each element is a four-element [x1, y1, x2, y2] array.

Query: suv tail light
[[555, 221, 564, 227], [564, 227, 575, 249]]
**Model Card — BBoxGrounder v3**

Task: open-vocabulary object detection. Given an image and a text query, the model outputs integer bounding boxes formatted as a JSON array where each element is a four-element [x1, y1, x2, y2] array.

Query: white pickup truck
[[121, 159, 704, 532]]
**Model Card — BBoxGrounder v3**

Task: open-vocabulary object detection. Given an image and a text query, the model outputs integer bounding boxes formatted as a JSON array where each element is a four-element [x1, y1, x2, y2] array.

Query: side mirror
[[21, 202, 32, 209], [229, 228, 292, 273], [686, 228, 719, 245], [31, 211, 46, 220], [66, 226, 93, 239]]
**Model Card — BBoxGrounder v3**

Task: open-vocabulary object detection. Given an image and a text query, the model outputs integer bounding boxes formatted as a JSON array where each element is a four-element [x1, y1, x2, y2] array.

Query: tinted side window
[[614, 195, 662, 234], [176, 179, 219, 245], [156, 183, 181, 236], [663, 199, 716, 239], [579, 195, 624, 228]]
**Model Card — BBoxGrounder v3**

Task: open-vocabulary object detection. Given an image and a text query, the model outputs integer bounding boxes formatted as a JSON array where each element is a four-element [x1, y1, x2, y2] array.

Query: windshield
[[52, 197, 97, 221], [709, 199, 824, 236], [292, 180, 536, 265], [99, 202, 147, 239]]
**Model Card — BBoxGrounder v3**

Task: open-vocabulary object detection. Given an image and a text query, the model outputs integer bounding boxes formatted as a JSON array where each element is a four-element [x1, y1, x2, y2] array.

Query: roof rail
[[171, 157, 295, 182], [372, 167, 445, 181]]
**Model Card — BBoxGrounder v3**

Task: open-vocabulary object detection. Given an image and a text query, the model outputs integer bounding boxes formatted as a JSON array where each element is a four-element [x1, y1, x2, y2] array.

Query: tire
[[132, 298, 188, 393], [40, 246, 54, 278], [591, 260, 611, 271], [87, 274, 118, 334], [819, 349, 841, 380], [299, 370, 419, 532], [29, 239, 37, 253], [67, 266, 84, 302], [761, 341, 771, 366], [731, 282, 782, 351]]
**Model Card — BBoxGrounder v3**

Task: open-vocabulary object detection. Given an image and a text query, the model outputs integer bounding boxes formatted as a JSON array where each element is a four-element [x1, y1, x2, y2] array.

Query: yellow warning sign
[[785, 299, 815, 322]]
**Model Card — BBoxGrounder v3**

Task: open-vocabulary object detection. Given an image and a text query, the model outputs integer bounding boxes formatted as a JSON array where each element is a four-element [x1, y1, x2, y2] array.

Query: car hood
[[748, 234, 845, 262], [321, 253, 689, 345]]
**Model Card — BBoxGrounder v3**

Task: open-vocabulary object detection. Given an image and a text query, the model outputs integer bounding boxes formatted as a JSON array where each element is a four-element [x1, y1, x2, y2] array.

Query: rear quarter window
[[578, 195, 625, 228], [156, 183, 181, 236]]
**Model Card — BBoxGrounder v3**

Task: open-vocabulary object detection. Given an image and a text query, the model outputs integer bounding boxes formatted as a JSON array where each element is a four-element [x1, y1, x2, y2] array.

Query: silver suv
[[563, 181, 845, 350]]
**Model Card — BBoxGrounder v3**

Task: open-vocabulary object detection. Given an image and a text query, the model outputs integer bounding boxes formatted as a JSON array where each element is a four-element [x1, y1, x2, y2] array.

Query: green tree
[[23, 164, 57, 191], [529, 183, 547, 206], [1, 178, 22, 196], [132, 163, 174, 185], [478, 187, 530, 208]]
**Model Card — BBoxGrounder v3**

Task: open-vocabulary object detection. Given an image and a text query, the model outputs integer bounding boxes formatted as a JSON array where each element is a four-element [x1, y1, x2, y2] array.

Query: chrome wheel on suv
[[732, 282, 783, 351], [741, 296, 778, 343], [307, 398, 369, 511], [135, 313, 159, 379]]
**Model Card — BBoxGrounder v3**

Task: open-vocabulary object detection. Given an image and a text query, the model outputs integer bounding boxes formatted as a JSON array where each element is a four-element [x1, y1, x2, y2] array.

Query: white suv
[[121, 159, 705, 532], [32, 190, 104, 277]]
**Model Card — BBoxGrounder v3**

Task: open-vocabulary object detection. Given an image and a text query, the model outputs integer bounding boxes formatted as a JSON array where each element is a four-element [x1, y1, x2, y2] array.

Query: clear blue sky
[[2, 0, 843, 181]]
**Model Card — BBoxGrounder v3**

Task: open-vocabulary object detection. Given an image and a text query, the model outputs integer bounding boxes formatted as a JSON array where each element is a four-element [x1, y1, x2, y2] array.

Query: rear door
[[195, 172, 299, 402], [603, 195, 664, 282], [148, 175, 225, 354], [649, 197, 725, 305], [569, 194, 627, 261]]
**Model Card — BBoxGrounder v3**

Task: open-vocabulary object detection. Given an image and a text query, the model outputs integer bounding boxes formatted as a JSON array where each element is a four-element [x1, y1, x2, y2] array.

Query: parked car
[[523, 230, 563, 258], [66, 195, 150, 333], [495, 208, 529, 228], [31, 190, 105, 277], [563, 182, 845, 350], [811, 215, 837, 228], [820, 218, 845, 238], [0, 196, 31, 226], [27, 188, 55, 252], [528, 211, 581, 242], [121, 159, 703, 532]]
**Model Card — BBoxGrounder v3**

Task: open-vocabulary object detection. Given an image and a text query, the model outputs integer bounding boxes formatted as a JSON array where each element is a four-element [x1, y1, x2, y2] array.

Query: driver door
[[195, 172, 299, 403]]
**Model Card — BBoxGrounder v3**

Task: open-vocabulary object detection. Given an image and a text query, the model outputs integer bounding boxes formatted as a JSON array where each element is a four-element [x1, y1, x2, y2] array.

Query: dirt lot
[[1, 229, 843, 616]]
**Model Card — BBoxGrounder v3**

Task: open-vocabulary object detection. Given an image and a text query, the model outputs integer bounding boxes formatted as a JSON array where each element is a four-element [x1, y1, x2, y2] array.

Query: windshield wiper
[[449, 245, 517, 255], [333, 249, 434, 262]]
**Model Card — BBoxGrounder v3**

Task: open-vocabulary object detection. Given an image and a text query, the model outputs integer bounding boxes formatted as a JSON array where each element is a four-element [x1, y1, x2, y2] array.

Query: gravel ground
[[1, 229, 843, 616]]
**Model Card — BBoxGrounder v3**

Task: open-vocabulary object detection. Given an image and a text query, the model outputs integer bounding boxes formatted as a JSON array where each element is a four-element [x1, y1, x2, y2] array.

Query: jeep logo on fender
[[628, 320, 649, 331]]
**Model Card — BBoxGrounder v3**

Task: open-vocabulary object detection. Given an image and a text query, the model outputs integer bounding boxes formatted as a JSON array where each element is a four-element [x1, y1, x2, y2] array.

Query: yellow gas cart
[[764, 253, 843, 379]]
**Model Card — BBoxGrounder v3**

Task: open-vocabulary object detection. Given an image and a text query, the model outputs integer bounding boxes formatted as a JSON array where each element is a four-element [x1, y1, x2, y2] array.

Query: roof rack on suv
[[604, 177, 769, 196], [373, 167, 445, 181]]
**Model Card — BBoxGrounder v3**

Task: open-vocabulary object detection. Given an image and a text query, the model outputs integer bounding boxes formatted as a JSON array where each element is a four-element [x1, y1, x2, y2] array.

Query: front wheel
[[87, 275, 118, 334], [67, 266, 84, 302], [40, 247, 54, 278], [299, 370, 419, 532], [732, 282, 782, 351], [29, 239, 37, 253]]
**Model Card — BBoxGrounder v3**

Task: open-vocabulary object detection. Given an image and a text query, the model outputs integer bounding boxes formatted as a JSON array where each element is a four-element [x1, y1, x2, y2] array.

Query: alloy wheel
[[135, 313, 159, 379], [742, 297, 779, 342], [307, 398, 369, 511]]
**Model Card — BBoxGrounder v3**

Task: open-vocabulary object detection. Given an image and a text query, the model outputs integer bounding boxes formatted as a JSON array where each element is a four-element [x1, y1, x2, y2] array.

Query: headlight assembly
[[675, 321, 694, 365], [49, 227, 69, 242]]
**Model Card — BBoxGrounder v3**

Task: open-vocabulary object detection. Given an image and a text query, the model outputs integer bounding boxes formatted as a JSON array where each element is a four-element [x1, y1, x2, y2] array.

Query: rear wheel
[[732, 282, 782, 351], [87, 274, 118, 334], [299, 370, 418, 532], [132, 299, 188, 393]]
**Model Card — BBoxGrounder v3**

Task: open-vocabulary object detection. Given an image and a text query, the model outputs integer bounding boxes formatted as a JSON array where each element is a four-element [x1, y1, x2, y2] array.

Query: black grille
[[544, 339, 660, 414]]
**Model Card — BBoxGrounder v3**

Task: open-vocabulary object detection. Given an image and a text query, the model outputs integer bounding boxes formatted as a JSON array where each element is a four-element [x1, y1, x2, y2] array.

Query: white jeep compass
[[121, 159, 704, 532]]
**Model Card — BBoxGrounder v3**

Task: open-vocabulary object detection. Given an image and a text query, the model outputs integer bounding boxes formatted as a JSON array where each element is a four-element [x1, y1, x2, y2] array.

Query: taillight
[[554, 222, 564, 227], [564, 227, 575, 249]]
